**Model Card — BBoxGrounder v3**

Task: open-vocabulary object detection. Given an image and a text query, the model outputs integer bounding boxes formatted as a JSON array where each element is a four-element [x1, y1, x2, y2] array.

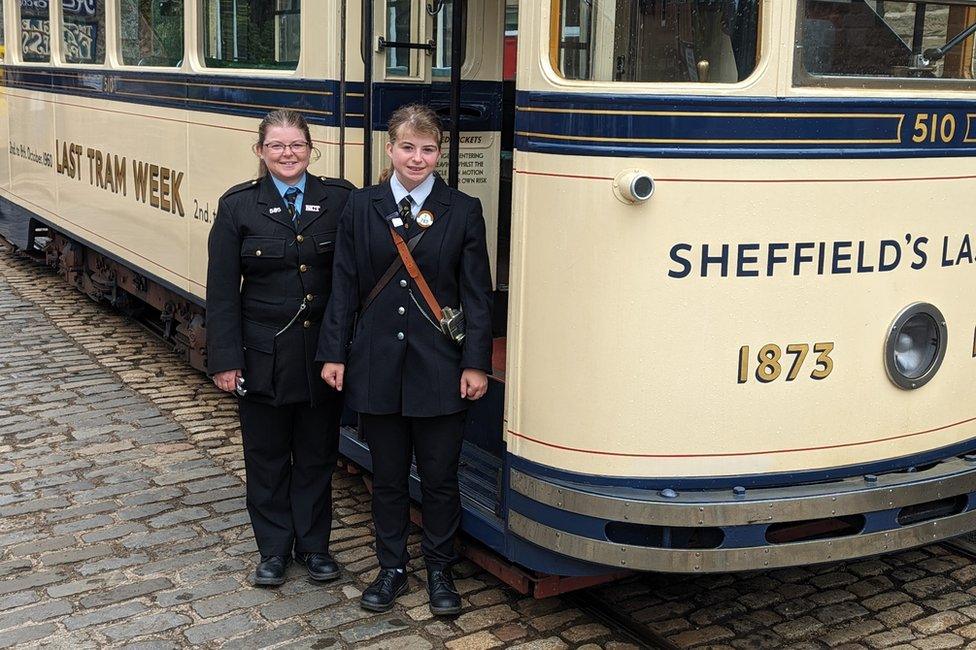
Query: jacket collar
[[257, 174, 332, 232], [371, 173, 451, 239]]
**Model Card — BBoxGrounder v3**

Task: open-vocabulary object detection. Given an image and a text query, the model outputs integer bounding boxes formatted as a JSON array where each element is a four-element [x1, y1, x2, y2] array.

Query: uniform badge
[[269, 207, 283, 214], [306, 205, 320, 212], [416, 210, 434, 228]]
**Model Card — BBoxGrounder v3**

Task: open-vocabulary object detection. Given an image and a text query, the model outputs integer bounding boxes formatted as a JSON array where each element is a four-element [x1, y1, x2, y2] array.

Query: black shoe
[[360, 568, 408, 612], [254, 555, 290, 586], [295, 552, 340, 581], [427, 567, 461, 615]]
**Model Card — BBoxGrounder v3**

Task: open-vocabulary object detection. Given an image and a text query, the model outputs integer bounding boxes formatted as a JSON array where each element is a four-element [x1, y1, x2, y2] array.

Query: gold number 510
[[912, 113, 956, 144], [738, 342, 834, 384]]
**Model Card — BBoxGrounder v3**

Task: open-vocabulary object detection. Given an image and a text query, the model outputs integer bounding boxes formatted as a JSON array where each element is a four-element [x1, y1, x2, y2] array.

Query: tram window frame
[[546, 0, 764, 85], [60, 0, 107, 65], [20, 0, 53, 63], [201, 0, 302, 72], [794, 0, 976, 90], [118, 0, 185, 68]]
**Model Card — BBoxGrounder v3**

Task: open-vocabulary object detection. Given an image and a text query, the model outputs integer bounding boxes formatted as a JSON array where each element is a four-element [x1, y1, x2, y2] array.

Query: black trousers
[[361, 411, 465, 570], [238, 398, 340, 557]]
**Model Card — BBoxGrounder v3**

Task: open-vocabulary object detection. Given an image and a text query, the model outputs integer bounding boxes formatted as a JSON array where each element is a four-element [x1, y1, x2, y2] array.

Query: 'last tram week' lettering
[[56, 139, 186, 217], [668, 235, 976, 278]]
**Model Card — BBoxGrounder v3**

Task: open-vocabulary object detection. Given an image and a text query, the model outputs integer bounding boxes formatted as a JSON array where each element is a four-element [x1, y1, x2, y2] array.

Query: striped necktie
[[398, 196, 413, 230], [284, 187, 301, 226]]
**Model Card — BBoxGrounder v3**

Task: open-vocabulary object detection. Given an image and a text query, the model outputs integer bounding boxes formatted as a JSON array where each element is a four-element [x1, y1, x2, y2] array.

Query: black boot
[[360, 568, 408, 612], [254, 555, 290, 586], [427, 567, 461, 615], [295, 553, 340, 581]]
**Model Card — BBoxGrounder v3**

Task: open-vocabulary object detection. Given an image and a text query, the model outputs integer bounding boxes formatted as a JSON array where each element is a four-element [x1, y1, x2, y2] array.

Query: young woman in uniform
[[318, 104, 493, 615], [207, 109, 353, 586]]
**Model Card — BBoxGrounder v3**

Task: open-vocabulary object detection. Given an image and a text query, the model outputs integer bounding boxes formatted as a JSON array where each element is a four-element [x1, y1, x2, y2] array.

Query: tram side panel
[[506, 151, 976, 479], [6, 89, 56, 237]]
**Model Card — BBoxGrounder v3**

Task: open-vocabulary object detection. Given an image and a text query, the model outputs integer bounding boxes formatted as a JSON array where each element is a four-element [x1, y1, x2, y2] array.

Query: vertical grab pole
[[363, 0, 374, 186], [339, 0, 347, 179], [448, 0, 463, 188]]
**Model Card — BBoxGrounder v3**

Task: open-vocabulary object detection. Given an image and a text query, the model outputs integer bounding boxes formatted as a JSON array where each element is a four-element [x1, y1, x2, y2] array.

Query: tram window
[[21, 0, 52, 63], [0, 1, 5, 62], [120, 0, 183, 67], [386, 0, 419, 77], [553, 0, 760, 83], [62, 0, 106, 64], [432, 1, 467, 77], [203, 0, 300, 70], [799, 1, 976, 82]]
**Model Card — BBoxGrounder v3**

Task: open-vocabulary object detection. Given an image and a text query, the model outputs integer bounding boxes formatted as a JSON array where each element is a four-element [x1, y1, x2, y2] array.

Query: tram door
[[360, 0, 510, 291]]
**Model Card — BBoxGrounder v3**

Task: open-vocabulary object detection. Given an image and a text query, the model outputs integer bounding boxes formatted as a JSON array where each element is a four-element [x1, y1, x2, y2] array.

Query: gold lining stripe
[[9, 70, 332, 96], [515, 130, 902, 145], [112, 90, 333, 116], [516, 106, 904, 120]]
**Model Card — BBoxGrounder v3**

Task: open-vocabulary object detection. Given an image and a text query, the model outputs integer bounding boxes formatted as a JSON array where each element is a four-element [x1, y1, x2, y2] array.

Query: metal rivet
[[733, 486, 746, 496], [660, 488, 678, 499], [865, 474, 878, 483]]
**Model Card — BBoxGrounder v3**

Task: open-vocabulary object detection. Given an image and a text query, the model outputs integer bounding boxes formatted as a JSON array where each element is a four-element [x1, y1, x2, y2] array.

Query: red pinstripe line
[[514, 169, 976, 184], [507, 415, 976, 458]]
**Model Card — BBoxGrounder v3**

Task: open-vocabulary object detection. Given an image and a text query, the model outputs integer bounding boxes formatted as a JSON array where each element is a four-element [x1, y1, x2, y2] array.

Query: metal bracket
[[377, 37, 436, 54]]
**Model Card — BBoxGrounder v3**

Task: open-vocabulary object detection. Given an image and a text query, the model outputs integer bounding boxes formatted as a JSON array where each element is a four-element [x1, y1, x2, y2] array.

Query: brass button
[[296, 235, 304, 243], [255, 250, 262, 256], [299, 264, 308, 272], [306, 294, 314, 301], [303, 320, 311, 328]]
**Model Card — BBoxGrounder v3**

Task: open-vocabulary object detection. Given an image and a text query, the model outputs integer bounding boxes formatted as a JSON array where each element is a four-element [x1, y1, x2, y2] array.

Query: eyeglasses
[[263, 141, 310, 154]]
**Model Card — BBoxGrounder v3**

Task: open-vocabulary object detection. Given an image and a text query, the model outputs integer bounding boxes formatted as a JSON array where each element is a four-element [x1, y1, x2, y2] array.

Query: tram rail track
[[565, 586, 681, 650]]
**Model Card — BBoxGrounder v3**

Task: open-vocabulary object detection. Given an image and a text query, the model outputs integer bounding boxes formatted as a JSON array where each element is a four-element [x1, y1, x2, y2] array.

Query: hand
[[322, 362, 345, 391], [460, 369, 488, 401], [213, 369, 241, 393]]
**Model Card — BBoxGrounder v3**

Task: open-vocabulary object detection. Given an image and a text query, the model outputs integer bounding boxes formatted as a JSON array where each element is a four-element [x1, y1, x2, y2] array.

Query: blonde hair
[[379, 104, 443, 183], [253, 109, 318, 177]]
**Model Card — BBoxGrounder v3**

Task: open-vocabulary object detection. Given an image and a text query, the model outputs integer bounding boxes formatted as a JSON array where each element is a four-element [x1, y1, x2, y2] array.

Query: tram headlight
[[884, 302, 948, 390], [613, 170, 655, 204]]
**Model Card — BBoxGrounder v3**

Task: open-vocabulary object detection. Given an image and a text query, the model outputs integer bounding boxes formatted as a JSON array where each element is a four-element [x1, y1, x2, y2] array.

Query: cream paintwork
[[504, 0, 976, 477]]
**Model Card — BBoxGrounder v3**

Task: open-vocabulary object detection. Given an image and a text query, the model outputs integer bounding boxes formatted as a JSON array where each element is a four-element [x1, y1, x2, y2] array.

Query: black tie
[[399, 196, 413, 230], [284, 187, 301, 226]]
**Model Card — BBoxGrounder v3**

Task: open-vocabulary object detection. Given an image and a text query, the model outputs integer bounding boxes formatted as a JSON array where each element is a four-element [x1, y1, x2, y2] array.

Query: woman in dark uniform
[[318, 104, 493, 615], [206, 109, 353, 586]]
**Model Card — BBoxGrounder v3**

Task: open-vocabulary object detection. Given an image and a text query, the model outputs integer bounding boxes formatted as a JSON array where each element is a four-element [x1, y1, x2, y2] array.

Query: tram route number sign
[[55, 139, 185, 217]]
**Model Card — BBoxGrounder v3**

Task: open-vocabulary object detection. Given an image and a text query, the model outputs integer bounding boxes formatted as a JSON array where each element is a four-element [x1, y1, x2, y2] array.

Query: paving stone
[[63, 601, 149, 630], [911, 611, 971, 636], [183, 612, 262, 645], [221, 622, 308, 650], [79, 577, 173, 608], [0, 599, 72, 630], [0, 571, 66, 596], [102, 612, 193, 642], [357, 635, 433, 650], [192, 588, 278, 618], [0, 622, 58, 648], [121, 527, 196, 549], [260, 590, 341, 621], [340, 617, 412, 643], [0, 590, 40, 611], [155, 576, 241, 607], [446, 630, 504, 649], [40, 543, 114, 566]]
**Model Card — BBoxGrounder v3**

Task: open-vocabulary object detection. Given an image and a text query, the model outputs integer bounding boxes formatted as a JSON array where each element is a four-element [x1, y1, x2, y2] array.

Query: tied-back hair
[[253, 109, 318, 177], [379, 104, 443, 183]]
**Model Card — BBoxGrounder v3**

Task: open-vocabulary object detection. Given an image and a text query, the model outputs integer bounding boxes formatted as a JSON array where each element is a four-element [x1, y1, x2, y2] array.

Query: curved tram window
[[203, 0, 301, 70], [553, 0, 761, 83], [62, 0, 106, 64], [800, 1, 976, 81], [119, 0, 183, 67], [21, 0, 52, 63]]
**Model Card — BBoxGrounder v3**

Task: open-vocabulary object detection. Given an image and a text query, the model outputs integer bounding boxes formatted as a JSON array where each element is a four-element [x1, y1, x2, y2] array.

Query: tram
[[3, 0, 976, 591]]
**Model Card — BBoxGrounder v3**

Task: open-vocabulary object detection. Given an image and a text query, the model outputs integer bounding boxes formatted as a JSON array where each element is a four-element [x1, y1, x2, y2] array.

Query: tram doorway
[[354, 0, 515, 300]]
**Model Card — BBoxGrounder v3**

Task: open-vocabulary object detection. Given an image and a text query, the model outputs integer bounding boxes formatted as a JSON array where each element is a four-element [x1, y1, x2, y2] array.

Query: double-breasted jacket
[[316, 175, 493, 417], [206, 173, 354, 406]]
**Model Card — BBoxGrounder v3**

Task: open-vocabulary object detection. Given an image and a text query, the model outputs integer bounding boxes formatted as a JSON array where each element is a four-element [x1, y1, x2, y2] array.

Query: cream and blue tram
[[2, 0, 976, 584]]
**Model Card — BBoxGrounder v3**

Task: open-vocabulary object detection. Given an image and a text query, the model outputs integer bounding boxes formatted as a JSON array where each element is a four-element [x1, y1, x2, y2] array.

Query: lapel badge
[[306, 205, 321, 212], [416, 210, 434, 229], [269, 207, 283, 214]]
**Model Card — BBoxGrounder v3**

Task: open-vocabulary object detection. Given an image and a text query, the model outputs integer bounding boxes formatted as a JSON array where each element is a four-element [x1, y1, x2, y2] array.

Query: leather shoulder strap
[[359, 230, 425, 314], [390, 228, 444, 322]]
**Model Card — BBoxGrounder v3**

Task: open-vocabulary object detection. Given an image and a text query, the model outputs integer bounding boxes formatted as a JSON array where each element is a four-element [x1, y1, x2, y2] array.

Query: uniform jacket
[[206, 173, 354, 406], [316, 175, 493, 417]]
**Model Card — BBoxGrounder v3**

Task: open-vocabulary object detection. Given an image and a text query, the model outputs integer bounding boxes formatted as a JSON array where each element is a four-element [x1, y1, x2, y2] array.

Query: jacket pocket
[[312, 231, 336, 254], [241, 237, 286, 259], [241, 318, 277, 399]]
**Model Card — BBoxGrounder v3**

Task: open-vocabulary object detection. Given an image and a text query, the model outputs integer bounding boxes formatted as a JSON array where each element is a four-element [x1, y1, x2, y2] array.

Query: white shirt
[[390, 171, 435, 218]]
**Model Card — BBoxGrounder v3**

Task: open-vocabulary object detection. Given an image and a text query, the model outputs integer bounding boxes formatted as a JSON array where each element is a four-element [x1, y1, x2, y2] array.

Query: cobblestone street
[[5, 243, 976, 649]]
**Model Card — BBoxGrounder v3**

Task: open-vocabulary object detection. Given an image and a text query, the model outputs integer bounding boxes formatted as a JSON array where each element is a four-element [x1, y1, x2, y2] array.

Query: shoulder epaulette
[[317, 176, 356, 191], [221, 179, 260, 200]]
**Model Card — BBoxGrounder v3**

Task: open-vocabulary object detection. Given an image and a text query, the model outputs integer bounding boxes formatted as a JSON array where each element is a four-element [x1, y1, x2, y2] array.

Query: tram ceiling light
[[613, 169, 655, 205], [884, 302, 948, 390]]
